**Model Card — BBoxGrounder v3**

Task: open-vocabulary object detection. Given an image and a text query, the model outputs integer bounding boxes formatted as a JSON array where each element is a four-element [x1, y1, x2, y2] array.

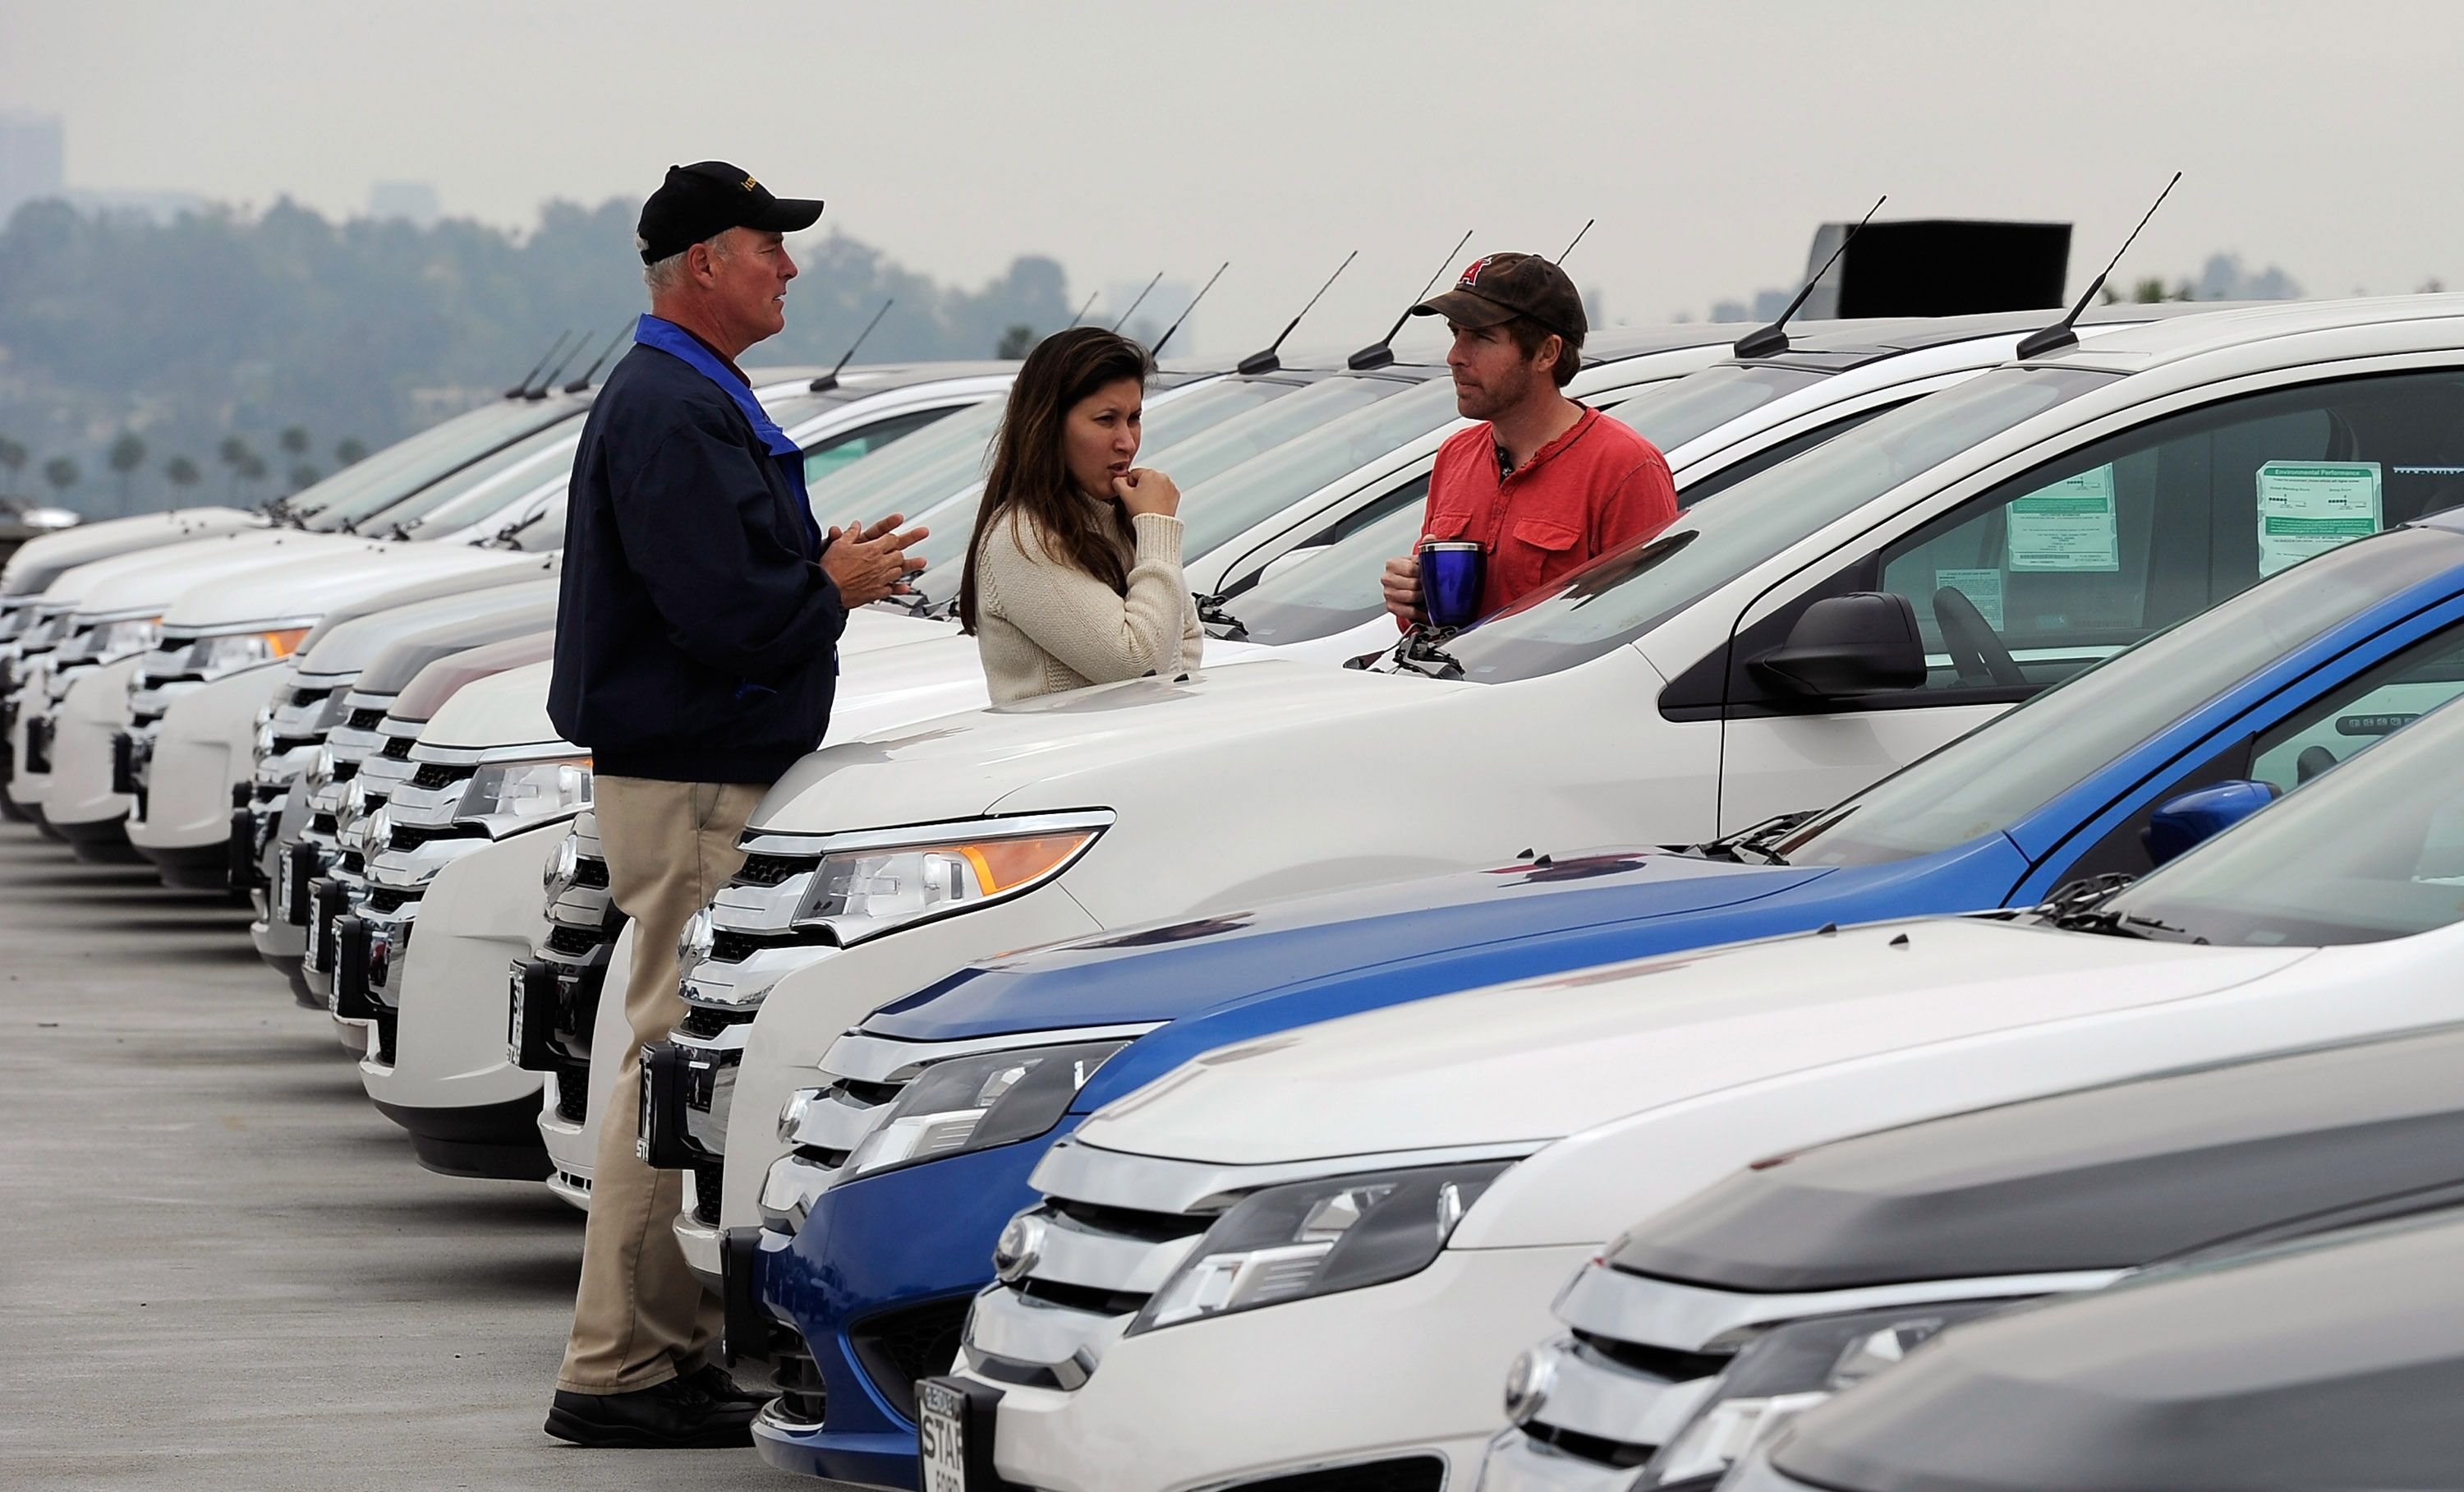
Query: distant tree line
[[0, 196, 1077, 514]]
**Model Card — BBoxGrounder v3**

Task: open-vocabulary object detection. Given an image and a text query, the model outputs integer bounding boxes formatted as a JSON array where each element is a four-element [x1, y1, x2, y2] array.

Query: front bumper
[[963, 1244, 1591, 1492], [755, 1140, 1047, 1487]]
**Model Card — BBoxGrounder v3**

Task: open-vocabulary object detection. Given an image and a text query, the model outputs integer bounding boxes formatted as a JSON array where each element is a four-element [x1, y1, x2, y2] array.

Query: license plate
[[277, 854, 295, 920], [917, 1378, 975, 1492], [306, 905, 324, 969], [505, 966, 526, 1066]]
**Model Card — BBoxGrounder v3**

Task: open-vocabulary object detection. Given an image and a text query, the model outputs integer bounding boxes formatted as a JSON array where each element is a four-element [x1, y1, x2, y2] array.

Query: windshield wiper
[[2034, 873, 2204, 941], [1694, 808, 1818, 866], [1389, 628, 1464, 679], [1197, 592, 1247, 642]]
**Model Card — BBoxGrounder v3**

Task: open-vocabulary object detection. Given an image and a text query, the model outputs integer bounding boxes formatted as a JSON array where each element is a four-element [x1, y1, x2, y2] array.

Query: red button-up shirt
[[1418, 405, 1678, 621]]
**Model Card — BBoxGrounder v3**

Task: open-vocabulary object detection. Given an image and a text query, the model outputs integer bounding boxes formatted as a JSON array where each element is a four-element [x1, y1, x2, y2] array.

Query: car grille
[[410, 761, 476, 790], [573, 856, 609, 889], [365, 887, 411, 914], [710, 928, 805, 964], [545, 923, 602, 956], [1243, 1459, 1446, 1492], [849, 1298, 972, 1422], [388, 821, 482, 853], [347, 707, 385, 730], [733, 852, 816, 886], [678, 1005, 755, 1040], [690, 1159, 724, 1225], [308, 812, 338, 836], [380, 734, 413, 760]]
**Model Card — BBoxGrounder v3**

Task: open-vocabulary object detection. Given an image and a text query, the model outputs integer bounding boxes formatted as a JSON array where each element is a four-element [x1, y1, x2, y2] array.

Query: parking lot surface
[[0, 822, 821, 1490]]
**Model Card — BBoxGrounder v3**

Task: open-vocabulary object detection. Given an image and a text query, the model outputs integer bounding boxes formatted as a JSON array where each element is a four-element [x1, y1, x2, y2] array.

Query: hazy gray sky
[[8, 0, 2463, 356]]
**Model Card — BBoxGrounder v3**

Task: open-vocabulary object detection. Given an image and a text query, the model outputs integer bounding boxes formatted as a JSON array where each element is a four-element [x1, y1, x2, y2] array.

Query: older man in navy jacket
[[545, 162, 920, 1449]]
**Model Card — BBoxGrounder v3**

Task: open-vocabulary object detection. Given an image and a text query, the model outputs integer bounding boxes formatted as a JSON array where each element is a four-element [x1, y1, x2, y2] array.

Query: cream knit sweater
[[972, 500, 1203, 706]]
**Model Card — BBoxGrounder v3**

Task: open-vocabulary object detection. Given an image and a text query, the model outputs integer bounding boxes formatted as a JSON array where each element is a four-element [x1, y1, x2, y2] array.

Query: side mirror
[[1750, 593, 1928, 699], [2142, 779, 2280, 866]]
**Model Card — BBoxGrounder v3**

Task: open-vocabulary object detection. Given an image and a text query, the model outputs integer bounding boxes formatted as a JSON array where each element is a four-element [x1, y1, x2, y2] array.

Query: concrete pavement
[[0, 819, 820, 1490]]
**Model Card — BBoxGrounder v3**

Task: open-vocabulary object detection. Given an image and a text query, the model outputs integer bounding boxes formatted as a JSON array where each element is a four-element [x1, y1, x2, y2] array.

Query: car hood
[[838, 606, 963, 657], [0, 508, 260, 596], [1608, 1023, 2464, 1293], [868, 850, 1838, 1041], [393, 632, 554, 721], [1070, 918, 2311, 1167], [356, 596, 559, 697], [758, 658, 1452, 835], [49, 528, 323, 614], [422, 658, 563, 752], [160, 543, 535, 629], [294, 576, 560, 683]]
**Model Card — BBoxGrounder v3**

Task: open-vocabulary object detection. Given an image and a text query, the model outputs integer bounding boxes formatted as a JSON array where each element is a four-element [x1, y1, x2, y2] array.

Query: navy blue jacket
[[549, 332, 847, 783]]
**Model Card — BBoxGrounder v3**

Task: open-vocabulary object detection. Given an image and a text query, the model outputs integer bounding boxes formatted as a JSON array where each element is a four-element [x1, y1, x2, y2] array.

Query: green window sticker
[[2257, 460, 2381, 577], [2007, 465, 2119, 572]]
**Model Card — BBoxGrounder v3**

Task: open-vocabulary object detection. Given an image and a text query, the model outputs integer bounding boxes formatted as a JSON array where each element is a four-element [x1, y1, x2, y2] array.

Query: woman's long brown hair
[[959, 327, 1154, 634]]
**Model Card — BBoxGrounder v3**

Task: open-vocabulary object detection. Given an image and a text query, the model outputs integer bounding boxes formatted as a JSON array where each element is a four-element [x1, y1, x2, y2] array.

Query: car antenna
[[1151, 261, 1228, 358], [1348, 228, 1473, 371], [2016, 170, 2182, 360], [561, 325, 630, 393], [1064, 290, 1099, 329], [1556, 218, 1594, 265], [809, 299, 893, 391], [1733, 195, 1886, 359], [1110, 271, 1165, 332], [524, 333, 590, 398], [1239, 249, 1358, 375], [505, 331, 572, 398]]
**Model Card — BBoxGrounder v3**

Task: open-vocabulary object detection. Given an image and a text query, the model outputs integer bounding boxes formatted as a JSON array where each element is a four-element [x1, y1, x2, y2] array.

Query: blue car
[[745, 510, 2464, 1485]]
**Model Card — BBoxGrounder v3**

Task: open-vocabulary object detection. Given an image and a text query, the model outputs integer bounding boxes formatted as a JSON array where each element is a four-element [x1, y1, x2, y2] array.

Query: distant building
[[0, 112, 65, 224], [368, 180, 441, 228]]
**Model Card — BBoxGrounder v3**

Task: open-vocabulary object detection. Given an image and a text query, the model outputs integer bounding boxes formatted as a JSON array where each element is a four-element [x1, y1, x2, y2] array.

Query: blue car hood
[[867, 850, 1840, 1040]]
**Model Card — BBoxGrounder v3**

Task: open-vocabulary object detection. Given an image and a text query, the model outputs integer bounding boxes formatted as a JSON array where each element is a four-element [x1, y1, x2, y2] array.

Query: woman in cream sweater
[[958, 327, 1202, 705]]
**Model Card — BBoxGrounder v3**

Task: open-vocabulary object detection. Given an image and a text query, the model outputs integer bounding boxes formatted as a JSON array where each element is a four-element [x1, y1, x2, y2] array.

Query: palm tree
[[0, 437, 26, 492], [278, 426, 311, 459], [333, 437, 369, 467], [108, 431, 148, 515], [163, 455, 201, 512], [41, 456, 79, 503]]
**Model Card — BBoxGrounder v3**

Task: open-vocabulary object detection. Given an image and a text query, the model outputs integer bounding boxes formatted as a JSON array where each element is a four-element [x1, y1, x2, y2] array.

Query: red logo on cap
[[1459, 256, 1491, 287]]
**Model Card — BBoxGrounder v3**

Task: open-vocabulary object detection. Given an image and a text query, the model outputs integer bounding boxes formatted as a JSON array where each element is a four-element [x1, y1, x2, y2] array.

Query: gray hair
[[641, 228, 733, 297]]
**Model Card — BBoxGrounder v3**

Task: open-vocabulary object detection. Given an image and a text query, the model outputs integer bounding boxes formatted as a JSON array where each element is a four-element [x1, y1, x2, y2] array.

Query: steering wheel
[[1931, 586, 2025, 686]]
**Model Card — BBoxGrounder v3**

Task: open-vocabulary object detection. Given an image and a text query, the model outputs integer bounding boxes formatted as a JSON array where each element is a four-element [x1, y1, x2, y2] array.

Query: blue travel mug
[[1418, 541, 1486, 632]]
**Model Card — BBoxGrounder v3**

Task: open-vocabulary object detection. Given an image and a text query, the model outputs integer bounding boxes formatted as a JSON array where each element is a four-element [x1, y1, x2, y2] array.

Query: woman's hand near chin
[[1112, 467, 1182, 518]]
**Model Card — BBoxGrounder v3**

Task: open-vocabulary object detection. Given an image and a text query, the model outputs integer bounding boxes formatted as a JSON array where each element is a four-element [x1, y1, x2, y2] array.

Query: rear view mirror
[[1750, 593, 1928, 699], [2142, 779, 2280, 866]]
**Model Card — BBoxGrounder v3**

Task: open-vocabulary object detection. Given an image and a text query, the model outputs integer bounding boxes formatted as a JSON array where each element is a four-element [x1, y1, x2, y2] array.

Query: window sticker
[[2258, 460, 2382, 576], [2007, 466, 2120, 572], [1933, 568, 2006, 629]]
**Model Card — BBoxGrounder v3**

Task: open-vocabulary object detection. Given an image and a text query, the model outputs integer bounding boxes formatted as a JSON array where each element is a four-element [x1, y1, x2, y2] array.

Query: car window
[[1211, 479, 1428, 644], [2108, 694, 2464, 946], [1779, 527, 2464, 868], [2249, 622, 2464, 793], [801, 404, 958, 486], [1875, 369, 2464, 700], [1607, 364, 1827, 458]]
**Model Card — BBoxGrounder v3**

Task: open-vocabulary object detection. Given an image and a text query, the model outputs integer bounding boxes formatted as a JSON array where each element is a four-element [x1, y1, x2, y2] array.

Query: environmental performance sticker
[[1933, 568, 2006, 630], [2257, 460, 2381, 576], [2007, 466, 2119, 572]]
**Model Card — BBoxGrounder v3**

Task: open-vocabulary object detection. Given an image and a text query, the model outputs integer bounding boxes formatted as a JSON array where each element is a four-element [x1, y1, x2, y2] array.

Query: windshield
[[295, 398, 580, 529], [1174, 374, 1460, 561], [2107, 693, 2464, 946], [899, 376, 1317, 608], [1423, 366, 2120, 683], [1606, 364, 1827, 457], [807, 376, 1286, 535], [1776, 526, 2464, 865], [1145, 375, 1404, 511], [379, 418, 591, 536]]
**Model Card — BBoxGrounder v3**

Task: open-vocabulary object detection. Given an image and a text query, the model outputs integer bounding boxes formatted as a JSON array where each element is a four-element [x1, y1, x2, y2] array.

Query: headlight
[[837, 1038, 1129, 1182], [1637, 1300, 2014, 1488], [94, 617, 161, 657], [1128, 1160, 1510, 1335], [457, 755, 592, 828], [543, 831, 582, 896], [790, 815, 1107, 945], [190, 627, 310, 677]]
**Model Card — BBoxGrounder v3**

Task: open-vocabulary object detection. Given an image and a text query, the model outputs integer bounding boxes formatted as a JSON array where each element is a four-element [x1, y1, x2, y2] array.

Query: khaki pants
[[559, 775, 765, 1394]]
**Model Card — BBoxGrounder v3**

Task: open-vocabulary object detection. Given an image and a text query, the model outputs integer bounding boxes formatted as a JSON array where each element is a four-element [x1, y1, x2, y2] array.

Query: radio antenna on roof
[[1064, 290, 1099, 329], [1733, 195, 1886, 360], [2017, 171, 2182, 360], [1151, 261, 1229, 359], [1238, 249, 1358, 375], [810, 299, 893, 391], [1556, 219, 1595, 265], [562, 325, 632, 393], [1348, 228, 1473, 371], [527, 333, 589, 398], [506, 331, 572, 398], [1110, 272, 1164, 333]]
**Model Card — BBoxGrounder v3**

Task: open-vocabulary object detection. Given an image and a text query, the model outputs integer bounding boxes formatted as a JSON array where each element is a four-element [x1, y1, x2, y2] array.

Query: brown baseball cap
[[1410, 251, 1587, 339]]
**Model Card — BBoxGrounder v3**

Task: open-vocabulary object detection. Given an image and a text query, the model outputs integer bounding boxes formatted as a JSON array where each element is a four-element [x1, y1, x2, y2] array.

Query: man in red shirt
[[1381, 251, 1678, 627]]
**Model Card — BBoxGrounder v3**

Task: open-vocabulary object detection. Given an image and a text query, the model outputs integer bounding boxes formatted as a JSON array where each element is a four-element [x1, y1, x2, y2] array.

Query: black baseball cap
[[636, 161, 824, 265], [1411, 251, 1587, 341]]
